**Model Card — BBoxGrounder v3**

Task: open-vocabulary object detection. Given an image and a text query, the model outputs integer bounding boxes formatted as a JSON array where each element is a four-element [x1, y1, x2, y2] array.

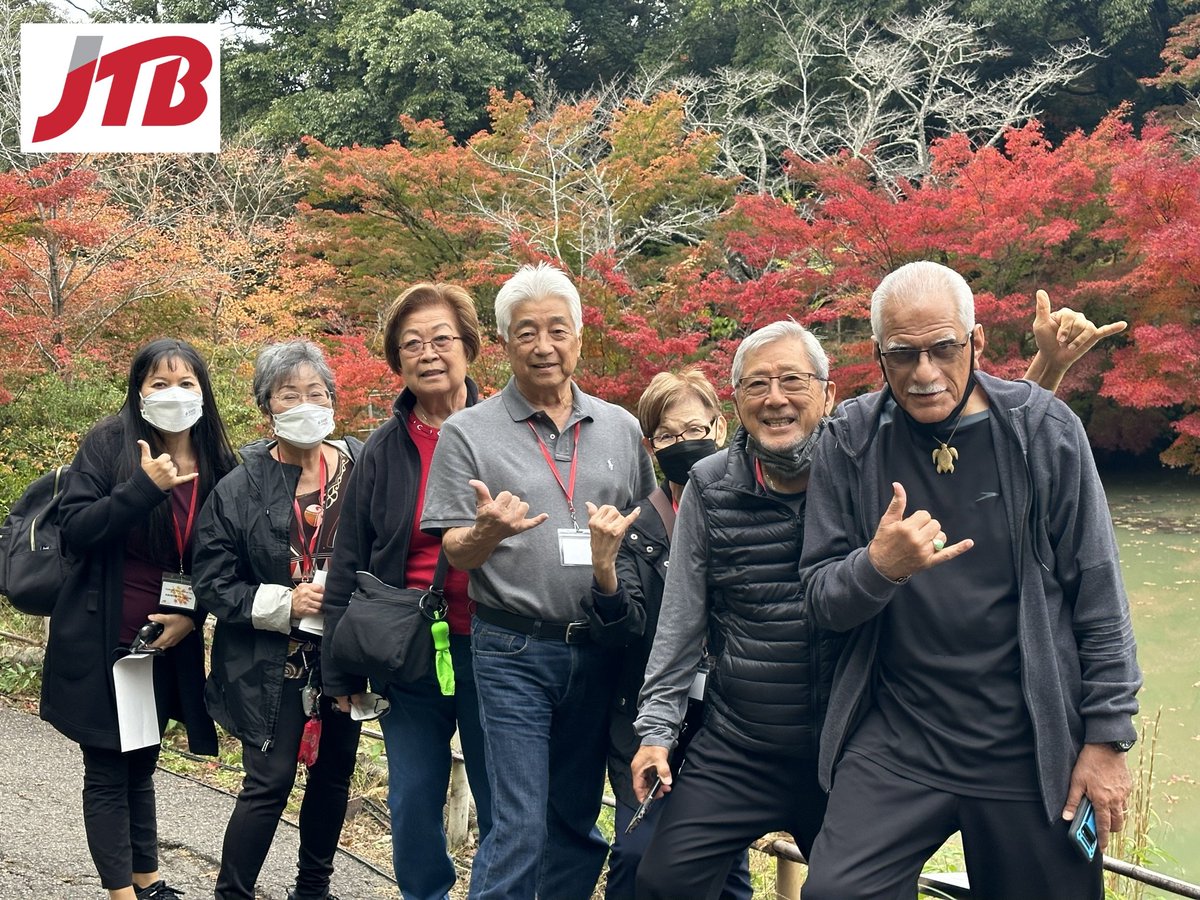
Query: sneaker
[[134, 881, 184, 899]]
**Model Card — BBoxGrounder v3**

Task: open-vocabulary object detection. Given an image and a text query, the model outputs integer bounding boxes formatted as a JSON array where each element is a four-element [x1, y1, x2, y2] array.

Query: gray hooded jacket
[[798, 372, 1141, 822]]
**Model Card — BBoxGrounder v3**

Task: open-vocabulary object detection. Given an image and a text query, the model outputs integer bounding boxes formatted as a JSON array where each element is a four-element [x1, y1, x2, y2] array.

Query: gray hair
[[870, 261, 975, 344], [252, 340, 336, 412], [731, 320, 830, 385], [494, 262, 583, 338]]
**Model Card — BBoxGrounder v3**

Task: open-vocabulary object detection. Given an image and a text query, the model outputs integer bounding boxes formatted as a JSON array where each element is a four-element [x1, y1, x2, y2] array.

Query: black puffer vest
[[691, 428, 844, 758]]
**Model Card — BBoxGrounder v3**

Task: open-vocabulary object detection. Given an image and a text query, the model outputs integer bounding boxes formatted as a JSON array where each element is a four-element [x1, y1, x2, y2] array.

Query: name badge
[[557, 528, 592, 566], [159, 573, 197, 611]]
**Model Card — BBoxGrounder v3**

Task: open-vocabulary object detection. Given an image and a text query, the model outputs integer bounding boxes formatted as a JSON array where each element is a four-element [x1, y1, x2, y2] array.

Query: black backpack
[[0, 465, 73, 616]]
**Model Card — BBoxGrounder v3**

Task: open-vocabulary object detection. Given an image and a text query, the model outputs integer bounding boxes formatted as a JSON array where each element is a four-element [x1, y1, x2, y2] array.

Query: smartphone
[[1069, 795, 1098, 861], [625, 772, 663, 835]]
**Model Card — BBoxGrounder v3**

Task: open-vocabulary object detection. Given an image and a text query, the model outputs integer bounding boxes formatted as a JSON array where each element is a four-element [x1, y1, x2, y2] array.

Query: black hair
[[115, 338, 238, 564]]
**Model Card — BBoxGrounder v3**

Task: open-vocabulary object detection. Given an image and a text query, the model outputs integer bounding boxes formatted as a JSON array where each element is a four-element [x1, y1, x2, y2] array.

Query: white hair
[[731, 320, 830, 385], [494, 262, 583, 338], [869, 261, 975, 344]]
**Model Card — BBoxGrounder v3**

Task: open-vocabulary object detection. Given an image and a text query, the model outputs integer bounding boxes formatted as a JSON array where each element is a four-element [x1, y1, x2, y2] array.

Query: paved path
[[0, 701, 397, 899]]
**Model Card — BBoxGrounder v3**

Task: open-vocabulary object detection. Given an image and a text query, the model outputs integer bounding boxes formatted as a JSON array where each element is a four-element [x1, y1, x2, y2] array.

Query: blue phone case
[[1069, 796, 1098, 861]]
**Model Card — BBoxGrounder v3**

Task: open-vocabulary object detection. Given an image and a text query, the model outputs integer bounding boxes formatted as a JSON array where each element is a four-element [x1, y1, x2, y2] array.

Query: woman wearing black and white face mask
[[193, 340, 366, 900], [43, 338, 237, 900]]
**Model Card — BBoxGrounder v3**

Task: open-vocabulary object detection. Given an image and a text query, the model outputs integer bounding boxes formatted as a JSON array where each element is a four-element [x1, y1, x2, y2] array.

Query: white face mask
[[141, 386, 204, 434], [273, 403, 335, 449]]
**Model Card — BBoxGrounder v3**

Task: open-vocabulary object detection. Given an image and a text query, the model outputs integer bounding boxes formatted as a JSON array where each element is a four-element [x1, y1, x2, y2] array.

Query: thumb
[[584, 500, 598, 519], [469, 479, 494, 507], [138, 439, 152, 462], [1034, 289, 1051, 327], [880, 482, 907, 525]]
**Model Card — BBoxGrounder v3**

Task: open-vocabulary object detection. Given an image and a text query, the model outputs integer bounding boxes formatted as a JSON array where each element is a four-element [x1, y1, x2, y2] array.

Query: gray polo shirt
[[422, 377, 656, 622]]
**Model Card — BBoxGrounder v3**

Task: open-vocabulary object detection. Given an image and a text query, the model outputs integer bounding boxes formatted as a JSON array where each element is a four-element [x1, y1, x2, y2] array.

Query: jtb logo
[[21, 24, 221, 153]]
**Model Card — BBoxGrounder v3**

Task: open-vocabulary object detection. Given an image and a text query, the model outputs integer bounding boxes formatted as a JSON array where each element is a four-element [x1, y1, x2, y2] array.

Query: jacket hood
[[237, 435, 364, 493]]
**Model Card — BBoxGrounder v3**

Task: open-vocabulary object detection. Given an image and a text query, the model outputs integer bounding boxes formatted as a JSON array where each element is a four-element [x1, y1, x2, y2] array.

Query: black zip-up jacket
[[43, 416, 220, 754], [320, 382, 480, 697], [193, 436, 361, 751]]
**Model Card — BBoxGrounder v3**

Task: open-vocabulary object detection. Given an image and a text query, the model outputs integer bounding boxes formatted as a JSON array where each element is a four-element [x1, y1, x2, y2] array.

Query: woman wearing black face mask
[[579, 369, 752, 900]]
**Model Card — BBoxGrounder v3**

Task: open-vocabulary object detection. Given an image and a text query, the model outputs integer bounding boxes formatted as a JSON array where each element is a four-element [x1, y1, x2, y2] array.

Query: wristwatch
[[1109, 739, 1136, 753]]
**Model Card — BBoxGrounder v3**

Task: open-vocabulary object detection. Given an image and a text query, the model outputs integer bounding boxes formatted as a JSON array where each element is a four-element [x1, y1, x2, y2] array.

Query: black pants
[[635, 726, 828, 900], [802, 751, 1103, 900], [80, 743, 162, 890], [214, 681, 361, 900]]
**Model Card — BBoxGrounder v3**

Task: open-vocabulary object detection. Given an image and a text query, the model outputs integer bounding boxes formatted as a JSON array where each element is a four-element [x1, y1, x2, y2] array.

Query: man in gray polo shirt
[[422, 262, 655, 900]]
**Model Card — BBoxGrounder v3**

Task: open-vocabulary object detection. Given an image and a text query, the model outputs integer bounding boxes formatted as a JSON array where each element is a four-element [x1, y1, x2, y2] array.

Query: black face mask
[[655, 438, 719, 486]]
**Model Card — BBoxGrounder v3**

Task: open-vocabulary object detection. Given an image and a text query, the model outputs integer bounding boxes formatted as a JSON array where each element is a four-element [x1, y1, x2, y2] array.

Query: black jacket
[[193, 436, 362, 751], [320, 381, 480, 697], [691, 428, 844, 758], [580, 486, 670, 806], [42, 417, 218, 754]]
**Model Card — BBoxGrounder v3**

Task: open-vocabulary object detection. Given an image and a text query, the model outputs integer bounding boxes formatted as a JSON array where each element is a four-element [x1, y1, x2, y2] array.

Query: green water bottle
[[432, 618, 455, 696]]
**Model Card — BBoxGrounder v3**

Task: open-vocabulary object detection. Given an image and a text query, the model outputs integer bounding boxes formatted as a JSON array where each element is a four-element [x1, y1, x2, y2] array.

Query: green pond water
[[1105, 468, 1200, 884]]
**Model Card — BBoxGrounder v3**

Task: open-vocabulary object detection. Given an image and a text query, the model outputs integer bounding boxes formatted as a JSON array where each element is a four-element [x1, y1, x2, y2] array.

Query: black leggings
[[80, 743, 162, 890], [214, 680, 361, 900]]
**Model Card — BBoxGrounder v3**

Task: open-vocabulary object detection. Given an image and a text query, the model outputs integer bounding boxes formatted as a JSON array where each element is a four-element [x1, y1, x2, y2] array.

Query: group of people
[[39, 258, 1140, 900]]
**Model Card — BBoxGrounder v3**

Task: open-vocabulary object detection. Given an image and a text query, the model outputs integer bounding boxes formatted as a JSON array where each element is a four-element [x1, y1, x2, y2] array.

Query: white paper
[[297, 567, 327, 635], [112, 654, 159, 752]]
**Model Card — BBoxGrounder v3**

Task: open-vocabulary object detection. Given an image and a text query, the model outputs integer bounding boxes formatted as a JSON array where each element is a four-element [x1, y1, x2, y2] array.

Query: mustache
[[907, 382, 944, 396]]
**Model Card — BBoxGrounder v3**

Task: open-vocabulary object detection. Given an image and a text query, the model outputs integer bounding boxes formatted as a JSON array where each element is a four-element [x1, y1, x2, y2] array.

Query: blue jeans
[[468, 617, 615, 900], [379, 634, 493, 900]]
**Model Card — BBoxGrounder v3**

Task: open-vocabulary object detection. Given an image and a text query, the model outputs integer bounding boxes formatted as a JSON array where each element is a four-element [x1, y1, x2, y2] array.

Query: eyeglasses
[[735, 372, 828, 399], [511, 326, 575, 346], [878, 339, 969, 371], [273, 389, 332, 407], [399, 335, 463, 357], [650, 417, 718, 450]]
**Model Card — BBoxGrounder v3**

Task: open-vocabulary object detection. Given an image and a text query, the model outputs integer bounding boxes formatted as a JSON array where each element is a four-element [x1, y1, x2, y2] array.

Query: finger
[[138, 439, 152, 462], [172, 471, 200, 484], [880, 482, 907, 526], [1093, 321, 1127, 341], [513, 513, 549, 533], [1034, 289, 1051, 327], [926, 538, 974, 566], [585, 501, 598, 519], [1055, 309, 1080, 344], [622, 506, 641, 527], [469, 479, 494, 507]]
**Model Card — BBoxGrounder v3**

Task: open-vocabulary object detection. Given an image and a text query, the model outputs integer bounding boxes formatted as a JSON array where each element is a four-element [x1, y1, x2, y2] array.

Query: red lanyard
[[528, 420, 581, 529], [290, 453, 327, 581], [171, 478, 199, 574]]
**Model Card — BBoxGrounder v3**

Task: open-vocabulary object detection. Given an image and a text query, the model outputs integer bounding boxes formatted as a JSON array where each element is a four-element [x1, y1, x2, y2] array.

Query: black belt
[[475, 604, 591, 644]]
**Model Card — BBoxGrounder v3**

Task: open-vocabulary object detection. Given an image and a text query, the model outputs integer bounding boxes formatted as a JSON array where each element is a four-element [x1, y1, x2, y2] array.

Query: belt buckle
[[564, 621, 589, 644]]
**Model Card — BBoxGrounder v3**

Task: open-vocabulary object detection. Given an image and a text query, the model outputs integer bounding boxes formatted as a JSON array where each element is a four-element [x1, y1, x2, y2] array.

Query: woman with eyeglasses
[[43, 339, 237, 900], [192, 340, 365, 900], [320, 284, 492, 900], [579, 368, 753, 900]]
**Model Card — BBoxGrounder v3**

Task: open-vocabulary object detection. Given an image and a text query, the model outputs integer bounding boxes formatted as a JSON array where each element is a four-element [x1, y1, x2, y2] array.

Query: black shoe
[[286, 892, 340, 900], [134, 881, 184, 900]]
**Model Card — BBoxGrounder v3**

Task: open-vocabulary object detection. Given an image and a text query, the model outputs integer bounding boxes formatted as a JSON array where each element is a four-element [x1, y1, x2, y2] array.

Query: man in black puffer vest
[[632, 321, 842, 899]]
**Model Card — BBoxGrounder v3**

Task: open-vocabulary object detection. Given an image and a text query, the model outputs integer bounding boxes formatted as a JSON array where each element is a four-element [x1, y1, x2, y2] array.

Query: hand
[[631, 744, 672, 803], [1032, 289, 1127, 372], [290, 582, 324, 618], [867, 483, 974, 582], [334, 695, 352, 714], [145, 613, 195, 650], [586, 501, 640, 594], [1063, 743, 1133, 851], [138, 440, 199, 491], [468, 479, 548, 543]]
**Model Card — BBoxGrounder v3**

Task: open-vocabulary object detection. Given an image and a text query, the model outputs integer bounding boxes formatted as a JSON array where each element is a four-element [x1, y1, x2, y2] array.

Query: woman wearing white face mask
[[192, 340, 365, 900], [43, 339, 237, 900]]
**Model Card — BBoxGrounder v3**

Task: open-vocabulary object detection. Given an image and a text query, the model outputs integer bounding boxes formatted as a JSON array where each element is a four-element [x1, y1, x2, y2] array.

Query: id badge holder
[[557, 528, 592, 566], [159, 573, 197, 612]]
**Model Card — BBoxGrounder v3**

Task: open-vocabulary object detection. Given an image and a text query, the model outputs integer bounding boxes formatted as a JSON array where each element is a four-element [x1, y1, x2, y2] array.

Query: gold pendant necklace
[[931, 413, 965, 475]]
